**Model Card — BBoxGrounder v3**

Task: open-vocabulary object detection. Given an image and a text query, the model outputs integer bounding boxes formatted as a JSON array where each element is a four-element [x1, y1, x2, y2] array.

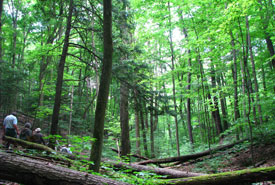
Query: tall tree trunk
[[230, 31, 241, 127], [168, 1, 180, 156], [140, 101, 149, 157], [0, 0, 4, 60], [89, 0, 113, 172], [134, 89, 141, 156], [216, 74, 229, 131], [11, 6, 18, 68], [197, 54, 212, 148], [120, 82, 130, 158], [246, 16, 263, 125], [49, 0, 74, 147], [119, 0, 131, 159], [261, 64, 266, 91], [210, 64, 223, 139], [181, 25, 194, 145], [68, 78, 74, 137], [0, 0, 3, 107], [150, 94, 155, 158], [238, 17, 249, 137]]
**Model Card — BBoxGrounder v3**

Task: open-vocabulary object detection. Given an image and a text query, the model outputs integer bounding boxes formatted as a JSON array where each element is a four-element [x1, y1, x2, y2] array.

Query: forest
[[0, 0, 275, 184]]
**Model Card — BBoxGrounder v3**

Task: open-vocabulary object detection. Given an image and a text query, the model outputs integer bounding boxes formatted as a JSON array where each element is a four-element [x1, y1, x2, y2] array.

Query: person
[[60, 144, 72, 155], [2, 113, 19, 149], [32, 128, 45, 145], [19, 122, 32, 141]]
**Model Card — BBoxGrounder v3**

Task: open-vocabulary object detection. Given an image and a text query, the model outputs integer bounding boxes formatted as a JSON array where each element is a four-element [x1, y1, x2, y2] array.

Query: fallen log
[[3, 136, 55, 153], [137, 139, 247, 165], [162, 166, 275, 185], [0, 151, 130, 185], [3, 136, 77, 167], [111, 147, 149, 160], [104, 159, 205, 178]]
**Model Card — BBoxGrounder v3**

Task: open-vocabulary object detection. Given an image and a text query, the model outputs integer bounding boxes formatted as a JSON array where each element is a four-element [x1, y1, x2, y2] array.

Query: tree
[[0, 0, 3, 60], [89, 0, 113, 172], [118, 0, 131, 159], [49, 0, 74, 148]]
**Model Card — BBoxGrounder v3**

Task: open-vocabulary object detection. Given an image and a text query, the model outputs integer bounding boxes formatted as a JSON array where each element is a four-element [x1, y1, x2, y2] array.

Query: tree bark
[[118, 0, 131, 159], [49, 0, 74, 148], [136, 139, 246, 165], [246, 16, 263, 125], [0, 151, 130, 185], [230, 31, 241, 128], [210, 64, 223, 138], [163, 166, 275, 185], [0, 0, 3, 59], [168, 1, 180, 156], [182, 26, 194, 145], [134, 89, 141, 156], [120, 82, 131, 158], [140, 101, 149, 157], [89, 0, 113, 172]]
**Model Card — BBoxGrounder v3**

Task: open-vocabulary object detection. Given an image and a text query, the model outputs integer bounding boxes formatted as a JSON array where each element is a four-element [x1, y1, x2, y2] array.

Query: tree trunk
[[0, 0, 4, 59], [230, 31, 241, 128], [210, 65, 223, 138], [168, 1, 180, 156], [89, 0, 113, 172], [246, 16, 263, 125], [216, 74, 228, 131], [136, 139, 246, 165], [68, 82, 74, 137], [0, 151, 130, 185], [120, 82, 130, 158], [182, 26, 194, 145], [164, 166, 275, 185], [139, 101, 149, 157], [49, 0, 74, 148], [150, 93, 155, 158], [134, 89, 141, 156]]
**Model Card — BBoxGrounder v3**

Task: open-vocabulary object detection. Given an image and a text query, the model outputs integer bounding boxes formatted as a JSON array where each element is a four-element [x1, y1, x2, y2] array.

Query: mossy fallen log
[[3, 136, 75, 167], [161, 166, 275, 185], [137, 139, 247, 165], [0, 151, 130, 185], [3, 136, 55, 153], [104, 159, 205, 178]]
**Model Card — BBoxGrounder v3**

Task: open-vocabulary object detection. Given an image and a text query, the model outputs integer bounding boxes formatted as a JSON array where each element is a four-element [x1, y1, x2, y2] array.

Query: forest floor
[[170, 138, 275, 175], [1, 130, 275, 184]]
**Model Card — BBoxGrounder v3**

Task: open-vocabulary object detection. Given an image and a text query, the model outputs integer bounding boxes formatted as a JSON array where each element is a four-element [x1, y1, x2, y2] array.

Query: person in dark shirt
[[32, 128, 45, 145], [19, 122, 32, 141]]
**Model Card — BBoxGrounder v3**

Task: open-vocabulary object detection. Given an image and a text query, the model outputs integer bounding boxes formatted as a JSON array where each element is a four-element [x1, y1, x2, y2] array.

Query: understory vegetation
[[0, 0, 275, 184]]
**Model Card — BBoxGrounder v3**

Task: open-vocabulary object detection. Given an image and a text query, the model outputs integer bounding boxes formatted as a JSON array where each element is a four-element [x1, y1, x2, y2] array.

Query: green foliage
[[0, 0, 274, 179]]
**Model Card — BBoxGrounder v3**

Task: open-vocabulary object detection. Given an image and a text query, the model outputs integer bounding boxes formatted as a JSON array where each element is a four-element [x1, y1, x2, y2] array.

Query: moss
[[159, 166, 275, 184]]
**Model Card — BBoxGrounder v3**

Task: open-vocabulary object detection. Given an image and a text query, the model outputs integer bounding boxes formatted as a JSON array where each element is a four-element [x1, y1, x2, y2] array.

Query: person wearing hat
[[19, 122, 32, 141], [2, 112, 19, 148], [32, 128, 45, 145]]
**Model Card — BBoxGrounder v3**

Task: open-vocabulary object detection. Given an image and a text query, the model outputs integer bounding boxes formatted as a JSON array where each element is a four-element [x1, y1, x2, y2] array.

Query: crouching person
[[60, 145, 72, 155], [19, 122, 32, 141], [32, 128, 45, 145]]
